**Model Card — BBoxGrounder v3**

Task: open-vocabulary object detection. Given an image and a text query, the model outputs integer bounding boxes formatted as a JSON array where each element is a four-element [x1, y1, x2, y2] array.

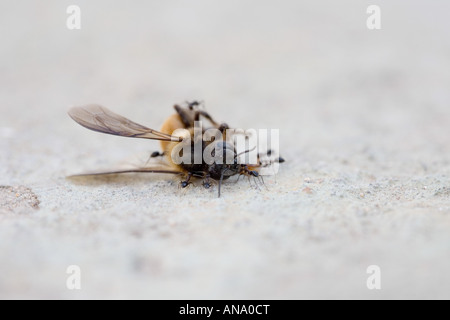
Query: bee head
[[207, 141, 240, 180]]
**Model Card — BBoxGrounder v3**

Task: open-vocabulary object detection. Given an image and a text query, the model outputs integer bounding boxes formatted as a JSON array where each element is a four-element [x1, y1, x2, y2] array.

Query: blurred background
[[0, 0, 449, 299]]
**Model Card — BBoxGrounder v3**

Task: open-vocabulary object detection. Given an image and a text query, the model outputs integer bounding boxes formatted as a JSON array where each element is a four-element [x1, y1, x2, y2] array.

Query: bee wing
[[68, 104, 181, 142], [67, 164, 183, 178]]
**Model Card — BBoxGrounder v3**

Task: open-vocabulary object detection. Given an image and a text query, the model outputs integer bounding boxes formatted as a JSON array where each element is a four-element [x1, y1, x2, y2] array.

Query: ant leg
[[180, 172, 193, 188], [202, 174, 211, 189], [258, 175, 268, 191], [249, 172, 261, 191], [247, 175, 255, 189]]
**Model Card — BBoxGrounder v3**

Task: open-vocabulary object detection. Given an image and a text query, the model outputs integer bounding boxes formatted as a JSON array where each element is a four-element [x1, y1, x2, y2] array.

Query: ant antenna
[[235, 145, 257, 159]]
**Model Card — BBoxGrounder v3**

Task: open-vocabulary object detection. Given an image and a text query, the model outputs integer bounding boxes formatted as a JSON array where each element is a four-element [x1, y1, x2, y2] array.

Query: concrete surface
[[1, 0, 449, 299]]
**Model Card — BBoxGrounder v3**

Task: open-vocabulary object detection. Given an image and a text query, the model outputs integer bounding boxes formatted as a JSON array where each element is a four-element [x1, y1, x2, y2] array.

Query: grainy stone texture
[[0, 185, 40, 212], [0, 0, 449, 299]]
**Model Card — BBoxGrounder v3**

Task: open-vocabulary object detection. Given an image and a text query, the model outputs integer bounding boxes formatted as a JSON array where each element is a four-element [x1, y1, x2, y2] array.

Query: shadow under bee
[[66, 171, 182, 187]]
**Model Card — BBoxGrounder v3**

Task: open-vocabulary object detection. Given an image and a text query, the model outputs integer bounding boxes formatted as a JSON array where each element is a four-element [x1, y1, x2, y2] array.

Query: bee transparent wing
[[68, 104, 181, 142]]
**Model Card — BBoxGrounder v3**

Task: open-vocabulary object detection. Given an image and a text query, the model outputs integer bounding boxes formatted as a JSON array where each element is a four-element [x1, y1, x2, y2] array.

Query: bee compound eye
[[212, 141, 235, 164]]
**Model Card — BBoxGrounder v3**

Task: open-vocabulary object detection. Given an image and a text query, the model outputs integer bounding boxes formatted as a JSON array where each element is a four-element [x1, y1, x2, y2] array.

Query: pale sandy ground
[[1, 0, 449, 299]]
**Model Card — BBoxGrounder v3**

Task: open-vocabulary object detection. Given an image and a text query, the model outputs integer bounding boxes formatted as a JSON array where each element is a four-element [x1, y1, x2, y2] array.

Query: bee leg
[[194, 110, 221, 127], [202, 174, 211, 189], [180, 172, 193, 188], [150, 151, 165, 158], [218, 123, 229, 133], [174, 104, 195, 127], [143, 151, 165, 167], [185, 100, 203, 109]]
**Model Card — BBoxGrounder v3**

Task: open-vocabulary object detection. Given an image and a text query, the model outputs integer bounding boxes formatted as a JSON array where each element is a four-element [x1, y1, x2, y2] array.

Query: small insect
[[68, 102, 284, 197]]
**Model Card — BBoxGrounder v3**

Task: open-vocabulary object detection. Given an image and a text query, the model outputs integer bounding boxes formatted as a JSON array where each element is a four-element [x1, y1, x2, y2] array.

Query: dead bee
[[68, 102, 283, 196]]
